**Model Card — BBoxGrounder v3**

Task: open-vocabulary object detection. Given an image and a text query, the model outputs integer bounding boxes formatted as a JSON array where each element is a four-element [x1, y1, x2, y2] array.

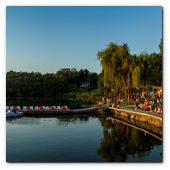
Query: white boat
[[6, 110, 23, 118]]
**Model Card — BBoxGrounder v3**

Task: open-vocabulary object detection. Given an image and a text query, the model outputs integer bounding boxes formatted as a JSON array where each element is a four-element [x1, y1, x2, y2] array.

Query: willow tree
[[97, 43, 132, 98], [97, 43, 117, 88], [130, 54, 140, 90], [132, 66, 140, 89]]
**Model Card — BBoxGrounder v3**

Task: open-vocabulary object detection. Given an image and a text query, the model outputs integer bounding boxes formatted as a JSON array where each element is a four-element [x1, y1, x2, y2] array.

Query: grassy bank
[[56, 86, 101, 99]]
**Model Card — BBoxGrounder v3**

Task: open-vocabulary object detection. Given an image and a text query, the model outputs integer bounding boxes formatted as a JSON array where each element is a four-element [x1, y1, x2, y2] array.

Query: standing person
[[114, 100, 117, 106], [109, 97, 111, 104], [141, 92, 144, 100], [134, 93, 136, 99], [107, 97, 109, 104], [136, 93, 138, 102], [144, 92, 147, 100], [142, 91, 145, 97], [133, 95, 136, 104], [140, 93, 143, 101], [148, 93, 151, 99], [102, 96, 104, 103]]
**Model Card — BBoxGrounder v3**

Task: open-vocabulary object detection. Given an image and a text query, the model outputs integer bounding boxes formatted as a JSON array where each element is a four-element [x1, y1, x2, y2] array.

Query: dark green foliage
[[6, 69, 98, 97], [97, 71, 104, 94]]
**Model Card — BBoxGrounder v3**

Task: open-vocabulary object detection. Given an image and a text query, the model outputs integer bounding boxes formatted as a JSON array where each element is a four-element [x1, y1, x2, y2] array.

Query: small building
[[81, 78, 90, 87]]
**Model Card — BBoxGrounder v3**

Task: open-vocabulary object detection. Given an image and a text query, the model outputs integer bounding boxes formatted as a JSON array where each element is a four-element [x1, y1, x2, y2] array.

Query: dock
[[6, 106, 162, 128], [6, 106, 162, 119], [13, 106, 109, 116], [73, 106, 108, 114]]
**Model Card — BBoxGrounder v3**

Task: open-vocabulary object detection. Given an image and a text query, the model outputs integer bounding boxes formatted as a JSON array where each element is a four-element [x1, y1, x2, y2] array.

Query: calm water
[[6, 97, 96, 110], [6, 116, 162, 162]]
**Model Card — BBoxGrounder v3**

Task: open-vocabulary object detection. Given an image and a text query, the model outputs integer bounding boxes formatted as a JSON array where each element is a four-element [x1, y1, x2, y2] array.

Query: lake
[[6, 97, 162, 162], [6, 115, 162, 162]]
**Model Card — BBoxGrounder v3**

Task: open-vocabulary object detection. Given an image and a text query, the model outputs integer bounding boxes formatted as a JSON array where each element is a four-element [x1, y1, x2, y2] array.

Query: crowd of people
[[119, 90, 162, 103], [135, 98, 162, 114], [96, 89, 162, 114], [96, 96, 111, 106], [131, 91, 162, 114]]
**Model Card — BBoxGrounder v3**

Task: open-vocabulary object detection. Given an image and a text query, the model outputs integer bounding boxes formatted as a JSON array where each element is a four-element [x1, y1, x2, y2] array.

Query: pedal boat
[[6, 110, 23, 118]]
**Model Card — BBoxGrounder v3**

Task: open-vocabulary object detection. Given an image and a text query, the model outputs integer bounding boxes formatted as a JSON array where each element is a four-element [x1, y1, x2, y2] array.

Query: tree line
[[97, 39, 162, 98], [6, 39, 162, 98], [6, 68, 98, 97]]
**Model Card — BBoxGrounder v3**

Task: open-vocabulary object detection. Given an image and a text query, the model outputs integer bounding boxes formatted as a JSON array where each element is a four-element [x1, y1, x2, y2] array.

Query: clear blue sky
[[6, 6, 162, 74]]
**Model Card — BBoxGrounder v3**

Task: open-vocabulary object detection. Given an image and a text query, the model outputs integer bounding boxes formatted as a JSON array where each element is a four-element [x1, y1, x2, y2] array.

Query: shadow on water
[[96, 117, 162, 162]]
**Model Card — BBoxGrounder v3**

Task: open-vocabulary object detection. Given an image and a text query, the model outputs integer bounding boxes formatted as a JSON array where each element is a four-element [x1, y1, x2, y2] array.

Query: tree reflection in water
[[96, 118, 162, 162], [55, 116, 90, 126]]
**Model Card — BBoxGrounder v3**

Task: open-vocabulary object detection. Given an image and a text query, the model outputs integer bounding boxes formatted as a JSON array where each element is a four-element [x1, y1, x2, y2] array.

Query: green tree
[[97, 71, 104, 94], [97, 43, 131, 98]]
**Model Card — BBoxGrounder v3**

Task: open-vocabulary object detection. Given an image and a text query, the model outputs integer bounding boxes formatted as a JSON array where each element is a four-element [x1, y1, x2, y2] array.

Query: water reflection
[[6, 117, 41, 126], [6, 116, 91, 127], [6, 116, 162, 162], [106, 117, 162, 141], [96, 117, 162, 162], [6, 97, 96, 110]]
